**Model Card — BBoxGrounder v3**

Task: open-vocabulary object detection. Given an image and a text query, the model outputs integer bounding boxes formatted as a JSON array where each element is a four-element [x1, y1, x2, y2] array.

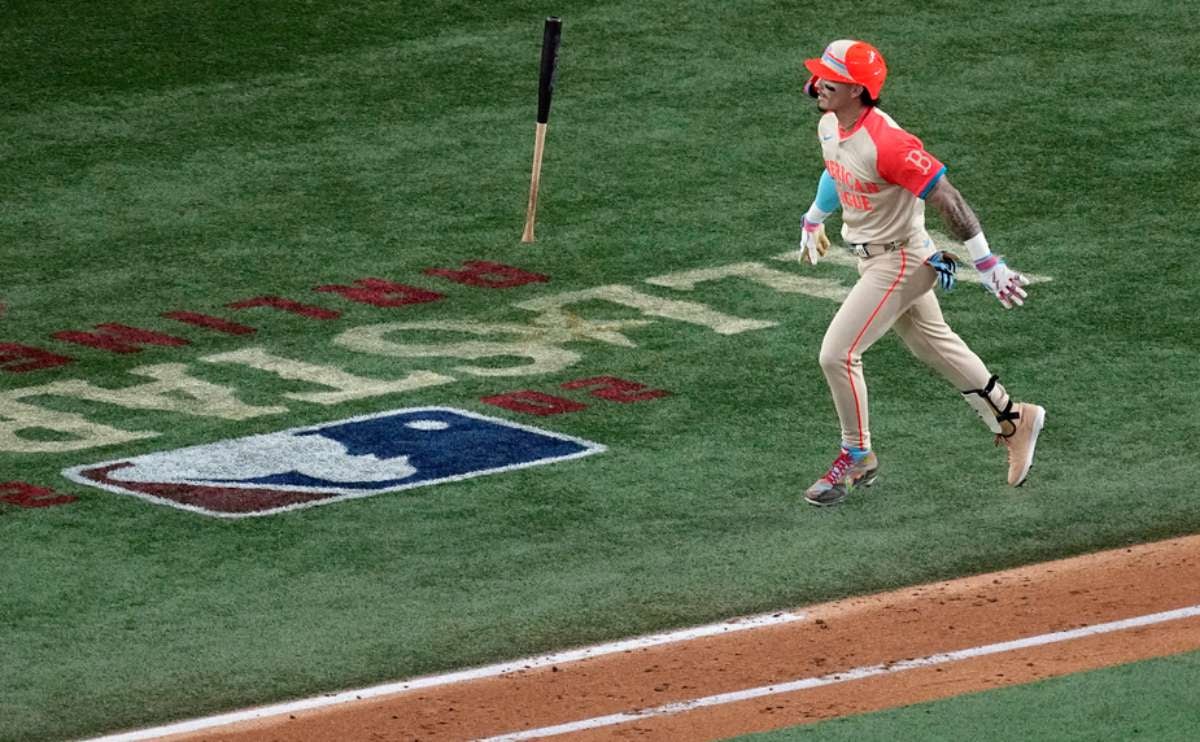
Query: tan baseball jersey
[[818, 107, 946, 250], [813, 106, 1010, 453]]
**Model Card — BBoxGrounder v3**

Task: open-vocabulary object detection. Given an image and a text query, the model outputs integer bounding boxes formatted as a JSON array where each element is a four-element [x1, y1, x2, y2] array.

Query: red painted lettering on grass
[[481, 391, 587, 416], [163, 311, 256, 335], [227, 296, 341, 320], [0, 343, 75, 373], [0, 482, 77, 509], [52, 324, 190, 354], [315, 278, 444, 307], [561, 376, 671, 403], [425, 261, 550, 289]]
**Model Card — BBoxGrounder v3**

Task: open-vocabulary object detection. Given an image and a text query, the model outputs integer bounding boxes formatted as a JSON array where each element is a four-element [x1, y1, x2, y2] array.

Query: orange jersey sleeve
[[866, 117, 946, 198]]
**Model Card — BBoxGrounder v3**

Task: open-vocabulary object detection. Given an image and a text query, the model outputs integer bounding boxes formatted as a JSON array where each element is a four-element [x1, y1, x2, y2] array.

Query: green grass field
[[2, 1, 1198, 740]]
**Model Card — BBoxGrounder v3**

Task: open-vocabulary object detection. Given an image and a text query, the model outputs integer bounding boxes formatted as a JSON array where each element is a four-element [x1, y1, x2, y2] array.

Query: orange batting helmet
[[804, 39, 888, 99]]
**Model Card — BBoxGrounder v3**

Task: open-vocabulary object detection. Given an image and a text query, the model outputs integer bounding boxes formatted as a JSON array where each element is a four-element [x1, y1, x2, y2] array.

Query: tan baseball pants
[[819, 245, 1010, 451]]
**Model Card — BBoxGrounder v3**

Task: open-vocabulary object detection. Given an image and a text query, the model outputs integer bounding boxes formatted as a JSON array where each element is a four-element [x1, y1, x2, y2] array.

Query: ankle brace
[[962, 375, 1020, 435]]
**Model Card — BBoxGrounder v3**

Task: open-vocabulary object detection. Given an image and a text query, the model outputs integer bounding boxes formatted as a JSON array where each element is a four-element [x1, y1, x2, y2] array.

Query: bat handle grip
[[521, 122, 548, 243]]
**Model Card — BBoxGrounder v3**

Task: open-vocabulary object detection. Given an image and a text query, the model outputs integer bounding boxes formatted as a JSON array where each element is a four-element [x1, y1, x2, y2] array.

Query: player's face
[[815, 80, 861, 113]]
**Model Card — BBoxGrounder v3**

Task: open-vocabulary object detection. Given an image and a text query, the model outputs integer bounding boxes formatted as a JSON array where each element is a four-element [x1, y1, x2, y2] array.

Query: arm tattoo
[[930, 180, 982, 242]]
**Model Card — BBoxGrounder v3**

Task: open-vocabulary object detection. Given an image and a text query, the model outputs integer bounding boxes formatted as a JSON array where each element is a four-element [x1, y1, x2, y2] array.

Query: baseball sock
[[842, 444, 870, 462]]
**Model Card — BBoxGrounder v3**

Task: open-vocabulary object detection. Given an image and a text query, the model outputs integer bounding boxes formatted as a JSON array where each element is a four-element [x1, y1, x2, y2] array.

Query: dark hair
[[807, 77, 880, 107]]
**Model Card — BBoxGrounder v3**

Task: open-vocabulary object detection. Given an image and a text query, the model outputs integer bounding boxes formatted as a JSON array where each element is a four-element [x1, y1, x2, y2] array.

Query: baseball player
[[796, 39, 1045, 506]]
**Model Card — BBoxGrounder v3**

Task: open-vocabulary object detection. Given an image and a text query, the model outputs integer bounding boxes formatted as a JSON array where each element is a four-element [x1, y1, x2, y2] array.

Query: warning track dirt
[[109, 535, 1200, 741]]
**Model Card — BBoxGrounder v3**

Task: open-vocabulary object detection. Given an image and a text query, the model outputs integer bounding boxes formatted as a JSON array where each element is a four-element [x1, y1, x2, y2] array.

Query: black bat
[[523, 17, 563, 243]]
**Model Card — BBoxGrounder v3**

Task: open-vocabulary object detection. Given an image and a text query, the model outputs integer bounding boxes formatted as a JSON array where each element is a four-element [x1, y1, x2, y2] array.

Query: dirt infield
[[170, 535, 1200, 741]]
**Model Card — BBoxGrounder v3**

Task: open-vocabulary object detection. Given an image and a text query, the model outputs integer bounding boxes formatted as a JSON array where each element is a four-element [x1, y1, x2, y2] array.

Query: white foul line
[[81, 610, 805, 742], [478, 604, 1200, 741]]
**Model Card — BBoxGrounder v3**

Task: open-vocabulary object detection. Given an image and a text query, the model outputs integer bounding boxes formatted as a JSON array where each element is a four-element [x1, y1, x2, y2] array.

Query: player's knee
[[818, 347, 848, 374]]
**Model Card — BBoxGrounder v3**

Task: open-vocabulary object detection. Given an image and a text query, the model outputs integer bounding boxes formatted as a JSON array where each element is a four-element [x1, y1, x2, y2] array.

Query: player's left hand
[[927, 251, 958, 292], [978, 259, 1030, 309], [799, 218, 830, 266]]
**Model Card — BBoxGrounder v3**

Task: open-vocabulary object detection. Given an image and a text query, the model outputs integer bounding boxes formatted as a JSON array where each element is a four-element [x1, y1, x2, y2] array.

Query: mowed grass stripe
[[1, 2, 1198, 741]]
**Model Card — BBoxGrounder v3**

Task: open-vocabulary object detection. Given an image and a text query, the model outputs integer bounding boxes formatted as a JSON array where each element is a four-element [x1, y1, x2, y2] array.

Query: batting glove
[[927, 251, 958, 292], [975, 255, 1030, 309], [799, 217, 830, 266]]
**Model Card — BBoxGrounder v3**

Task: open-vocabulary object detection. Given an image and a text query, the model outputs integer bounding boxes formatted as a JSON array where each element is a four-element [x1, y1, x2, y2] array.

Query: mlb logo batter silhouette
[[64, 407, 605, 517]]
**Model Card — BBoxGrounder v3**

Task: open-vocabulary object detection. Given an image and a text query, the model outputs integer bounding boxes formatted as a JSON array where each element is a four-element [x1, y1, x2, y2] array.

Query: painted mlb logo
[[63, 407, 605, 518]]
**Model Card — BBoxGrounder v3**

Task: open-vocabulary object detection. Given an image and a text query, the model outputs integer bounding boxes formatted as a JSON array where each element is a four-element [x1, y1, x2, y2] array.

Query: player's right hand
[[799, 218, 830, 266], [978, 258, 1030, 308]]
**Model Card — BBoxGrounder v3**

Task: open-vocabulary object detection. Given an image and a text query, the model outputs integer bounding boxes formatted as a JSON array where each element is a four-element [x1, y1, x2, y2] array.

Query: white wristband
[[963, 233, 990, 262], [805, 204, 831, 225]]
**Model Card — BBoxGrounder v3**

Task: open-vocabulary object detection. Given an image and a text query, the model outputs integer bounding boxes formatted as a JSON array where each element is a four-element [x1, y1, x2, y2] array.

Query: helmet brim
[[804, 58, 856, 86]]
